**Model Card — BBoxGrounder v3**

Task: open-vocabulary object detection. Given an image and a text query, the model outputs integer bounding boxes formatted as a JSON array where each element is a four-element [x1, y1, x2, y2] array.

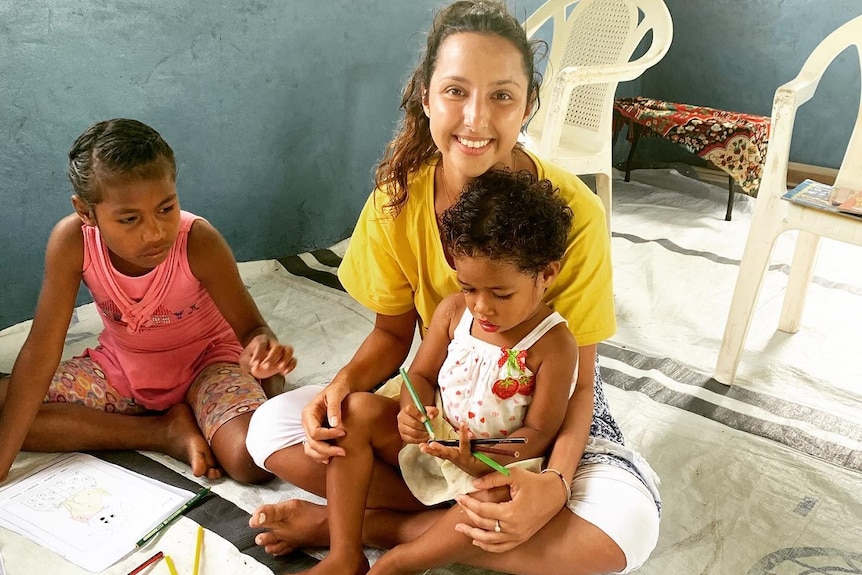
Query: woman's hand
[[454, 467, 568, 552], [240, 334, 297, 378], [298, 380, 351, 463]]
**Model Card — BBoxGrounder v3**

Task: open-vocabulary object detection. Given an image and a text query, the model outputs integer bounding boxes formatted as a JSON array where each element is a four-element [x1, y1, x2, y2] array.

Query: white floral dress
[[438, 308, 573, 437], [399, 308, 574, 505]]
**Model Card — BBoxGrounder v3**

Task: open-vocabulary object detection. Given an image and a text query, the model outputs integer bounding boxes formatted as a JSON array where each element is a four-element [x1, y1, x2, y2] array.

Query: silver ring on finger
[[494, 519, 502, 533]]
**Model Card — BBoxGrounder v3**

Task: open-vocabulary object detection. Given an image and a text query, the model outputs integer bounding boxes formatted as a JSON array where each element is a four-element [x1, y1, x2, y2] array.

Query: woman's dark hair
[[374, 0, 544, 215], [440, 169, 572, 276], [68, 118, 177, 205]]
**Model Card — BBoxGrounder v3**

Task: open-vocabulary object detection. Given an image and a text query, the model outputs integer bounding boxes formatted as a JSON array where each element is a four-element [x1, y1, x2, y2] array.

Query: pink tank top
[[81, 211, 243, 410]]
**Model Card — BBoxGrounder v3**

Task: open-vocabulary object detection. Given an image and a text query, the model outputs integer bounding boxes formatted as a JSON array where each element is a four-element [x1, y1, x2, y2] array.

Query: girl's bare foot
[[249, 499, 330, 556], [162, 403, 222, 479]]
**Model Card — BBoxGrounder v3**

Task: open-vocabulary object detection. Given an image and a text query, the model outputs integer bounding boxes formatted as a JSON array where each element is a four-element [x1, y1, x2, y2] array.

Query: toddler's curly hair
[[440, 169, 573, 277]]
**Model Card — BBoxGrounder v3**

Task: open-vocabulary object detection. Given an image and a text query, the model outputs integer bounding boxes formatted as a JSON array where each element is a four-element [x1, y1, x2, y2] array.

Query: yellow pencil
[[164, 555, 179, 575], [193, 525, 204, 575]]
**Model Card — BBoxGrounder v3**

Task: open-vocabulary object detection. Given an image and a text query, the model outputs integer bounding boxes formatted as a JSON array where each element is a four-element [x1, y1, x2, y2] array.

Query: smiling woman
[[421, 31, 534, 203], [268, 168, 580, 575], [246, 2, 660, 575]]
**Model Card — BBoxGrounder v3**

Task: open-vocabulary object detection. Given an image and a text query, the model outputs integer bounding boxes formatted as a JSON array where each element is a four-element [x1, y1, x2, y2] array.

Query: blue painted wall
[[0, 0, 455, 328], [1, 0, 860, 329]]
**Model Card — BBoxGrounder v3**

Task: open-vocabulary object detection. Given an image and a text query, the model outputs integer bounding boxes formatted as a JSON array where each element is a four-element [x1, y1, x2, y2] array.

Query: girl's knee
[[211, 414, 273, 484], [223, 449, 274, 484], [342, 392, 396, 424]]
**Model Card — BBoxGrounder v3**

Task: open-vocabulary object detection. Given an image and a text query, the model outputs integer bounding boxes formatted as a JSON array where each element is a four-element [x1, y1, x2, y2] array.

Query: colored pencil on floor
[[164, 555, 179, 575], [193, 525, 204, 575], [126, 551, 164, 575]]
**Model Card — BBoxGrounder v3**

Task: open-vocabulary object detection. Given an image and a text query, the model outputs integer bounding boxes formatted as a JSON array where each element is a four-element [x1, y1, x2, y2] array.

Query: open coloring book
[[0, 453, 195, 572]]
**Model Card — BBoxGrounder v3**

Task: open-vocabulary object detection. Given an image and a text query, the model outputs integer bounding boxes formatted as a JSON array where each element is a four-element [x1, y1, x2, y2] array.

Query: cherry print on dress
[[491, 347, 535, 399]]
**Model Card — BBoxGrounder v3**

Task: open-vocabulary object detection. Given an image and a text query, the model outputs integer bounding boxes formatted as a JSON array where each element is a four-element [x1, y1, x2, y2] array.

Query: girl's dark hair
[[374, 0, 544, 215], [68, 118, 177, 205], [440, 169, 572, 276]]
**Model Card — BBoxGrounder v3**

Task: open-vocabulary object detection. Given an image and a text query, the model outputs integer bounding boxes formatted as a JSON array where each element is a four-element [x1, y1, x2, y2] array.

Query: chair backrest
[[524, 0, 672, 154], [760, 14, 862, 198]]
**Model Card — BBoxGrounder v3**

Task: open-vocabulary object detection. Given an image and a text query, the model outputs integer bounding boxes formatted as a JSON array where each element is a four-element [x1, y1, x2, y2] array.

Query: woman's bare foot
[[249, 499, 330, 556], [162, 403, 222, 479]]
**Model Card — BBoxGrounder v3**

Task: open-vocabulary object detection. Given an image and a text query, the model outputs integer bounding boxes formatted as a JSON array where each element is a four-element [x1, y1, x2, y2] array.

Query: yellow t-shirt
[[338, 151, 616, 345]]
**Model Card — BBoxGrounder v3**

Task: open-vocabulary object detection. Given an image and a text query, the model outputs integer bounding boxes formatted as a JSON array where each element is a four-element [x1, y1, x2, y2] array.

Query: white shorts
[[568, 463, 660, 573], [246, 385, 324, 471], [245, 386, 660, 572]]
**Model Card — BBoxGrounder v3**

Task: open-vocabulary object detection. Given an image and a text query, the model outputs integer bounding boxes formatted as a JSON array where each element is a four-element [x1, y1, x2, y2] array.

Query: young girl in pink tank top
[[0, 118, 296, 484]]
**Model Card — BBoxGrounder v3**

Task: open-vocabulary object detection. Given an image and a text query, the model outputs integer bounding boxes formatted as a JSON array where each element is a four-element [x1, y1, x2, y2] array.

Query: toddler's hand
[[421, 423, 486, 476], [241, 334, 297, 378], [397, 404, 439, 444]]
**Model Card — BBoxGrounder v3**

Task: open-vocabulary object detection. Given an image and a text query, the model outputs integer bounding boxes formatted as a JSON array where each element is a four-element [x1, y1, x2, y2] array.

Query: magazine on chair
[[782, 179, 862, 218]]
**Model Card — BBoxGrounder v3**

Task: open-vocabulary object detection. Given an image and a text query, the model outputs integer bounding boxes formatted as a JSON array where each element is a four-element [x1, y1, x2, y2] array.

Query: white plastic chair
[[521, 0, 673, 232], [714, 14, 862, 385]]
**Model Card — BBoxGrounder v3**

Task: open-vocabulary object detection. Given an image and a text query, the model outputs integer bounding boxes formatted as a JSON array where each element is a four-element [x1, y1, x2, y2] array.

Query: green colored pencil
[[135, 486, 210, 548], [472, 451, 511, 476], [399, 367, 435, 439]]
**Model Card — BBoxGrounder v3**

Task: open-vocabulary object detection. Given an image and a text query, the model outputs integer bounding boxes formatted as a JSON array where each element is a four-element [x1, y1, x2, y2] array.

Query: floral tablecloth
[[613, 96, 771, 197]]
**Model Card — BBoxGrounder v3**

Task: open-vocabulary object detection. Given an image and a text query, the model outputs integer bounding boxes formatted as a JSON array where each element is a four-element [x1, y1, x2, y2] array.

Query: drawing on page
[[21, 469, 129, 529], [0, 454, 195, 572]]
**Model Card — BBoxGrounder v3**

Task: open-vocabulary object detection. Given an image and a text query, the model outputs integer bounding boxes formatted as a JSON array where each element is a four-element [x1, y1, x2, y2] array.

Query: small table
[[613, 96, 771, 221]]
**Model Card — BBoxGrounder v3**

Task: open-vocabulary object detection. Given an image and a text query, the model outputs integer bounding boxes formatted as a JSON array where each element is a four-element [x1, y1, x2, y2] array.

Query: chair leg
[[595, 172, 612, 235], [725, 175, 734, 221], [778, 230, 820, 333], [623, 123, 641, 183], [714, 222, 780, 385]]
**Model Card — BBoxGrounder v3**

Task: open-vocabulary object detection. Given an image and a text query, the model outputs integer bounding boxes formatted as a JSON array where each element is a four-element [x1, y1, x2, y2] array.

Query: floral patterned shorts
[[46, 358, 266, 443]]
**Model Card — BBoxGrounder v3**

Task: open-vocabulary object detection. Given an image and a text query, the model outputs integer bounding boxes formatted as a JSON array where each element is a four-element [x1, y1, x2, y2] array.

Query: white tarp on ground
[[1, 167, 860, 575]]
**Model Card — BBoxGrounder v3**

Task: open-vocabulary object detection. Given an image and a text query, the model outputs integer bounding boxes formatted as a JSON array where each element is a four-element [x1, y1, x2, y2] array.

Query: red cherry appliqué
[[517, 375, 535, 396], [491, 377, 519, 400]]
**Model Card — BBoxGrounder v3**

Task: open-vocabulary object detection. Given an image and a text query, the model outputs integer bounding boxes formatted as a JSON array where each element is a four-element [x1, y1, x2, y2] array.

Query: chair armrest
[[774, 70, 825, 112], [554, 36, 671, 86], [534, 50, 669, 155], [556, 57, 661, 86], [759, 66, 831, 191]]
